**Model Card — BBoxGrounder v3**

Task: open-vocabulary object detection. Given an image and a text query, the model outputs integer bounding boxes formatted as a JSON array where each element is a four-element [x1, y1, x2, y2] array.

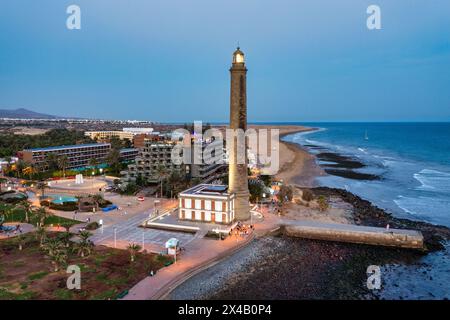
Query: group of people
[[229, 221, 254, 238]]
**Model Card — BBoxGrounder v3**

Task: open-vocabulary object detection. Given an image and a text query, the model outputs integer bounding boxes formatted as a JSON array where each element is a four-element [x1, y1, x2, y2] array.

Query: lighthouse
[[228, 47, 250, 221]]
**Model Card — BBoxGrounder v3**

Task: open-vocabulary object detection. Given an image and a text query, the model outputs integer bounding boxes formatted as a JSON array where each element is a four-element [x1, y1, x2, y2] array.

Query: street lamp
[[113, 227, 117, 248], [262, 193, 266, 214]]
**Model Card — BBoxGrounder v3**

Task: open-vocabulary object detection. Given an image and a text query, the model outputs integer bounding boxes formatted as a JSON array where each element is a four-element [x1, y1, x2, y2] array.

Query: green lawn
[[0, 202, 79, 227]]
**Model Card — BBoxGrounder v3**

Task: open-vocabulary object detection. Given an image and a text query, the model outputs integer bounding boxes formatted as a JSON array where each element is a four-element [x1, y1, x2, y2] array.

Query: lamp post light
[[113, 227, 117, 248], [262, 193, 266, 214]]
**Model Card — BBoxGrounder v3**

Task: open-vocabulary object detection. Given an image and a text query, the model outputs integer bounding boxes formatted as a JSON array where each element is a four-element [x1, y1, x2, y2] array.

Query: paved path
[[0, 223, 35, 239]]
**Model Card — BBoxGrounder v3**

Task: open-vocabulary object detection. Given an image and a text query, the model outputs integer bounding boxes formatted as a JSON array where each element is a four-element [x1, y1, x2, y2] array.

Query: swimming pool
[[44, 195, 79, 204]]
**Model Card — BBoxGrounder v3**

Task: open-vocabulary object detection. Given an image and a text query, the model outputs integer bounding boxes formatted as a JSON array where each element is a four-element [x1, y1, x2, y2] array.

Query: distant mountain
[[0, 108, 63, 119]]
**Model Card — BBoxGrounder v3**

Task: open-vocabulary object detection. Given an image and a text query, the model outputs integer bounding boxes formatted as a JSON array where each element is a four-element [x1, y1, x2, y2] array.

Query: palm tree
[[35, 225, 47, 247], [89, 194, 104, 211], [57, 155, 69, 178], [17, 200, 32, 223], [42, 238, 68, 272], [127, 243, 141, 262], [45, 153, 58, 171], [15, 160, 26, 178], [1, 205, 9, 220], [88, 158, 99, 170], [2, 157, 12, 177], [106, 149, 121, 174], [17, 234, 26, 251], [37, 181, 48, 198], [76, 230, 93, 257], [22, 162, 37, 180], [58, 231, 72, 248], [0, 177, 7, 193], [35, 207, 49, 227], [154, 165, 169, 197]]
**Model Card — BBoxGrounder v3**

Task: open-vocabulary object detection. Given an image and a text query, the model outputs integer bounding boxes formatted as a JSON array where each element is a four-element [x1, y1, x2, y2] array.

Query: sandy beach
[[249, 124, 324, 187]]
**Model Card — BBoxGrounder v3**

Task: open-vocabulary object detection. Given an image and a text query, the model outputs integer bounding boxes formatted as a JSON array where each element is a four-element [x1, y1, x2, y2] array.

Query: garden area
[[0, 231, 172, 300], [0, 201, 79, 227]]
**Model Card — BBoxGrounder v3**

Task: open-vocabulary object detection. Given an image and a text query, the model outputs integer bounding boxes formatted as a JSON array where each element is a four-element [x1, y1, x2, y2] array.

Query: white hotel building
[[178, 184, 235, 224]]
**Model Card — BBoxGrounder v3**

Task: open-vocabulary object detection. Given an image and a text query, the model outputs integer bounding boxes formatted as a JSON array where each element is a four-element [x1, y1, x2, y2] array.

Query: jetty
[[282, 220, 424, 249]]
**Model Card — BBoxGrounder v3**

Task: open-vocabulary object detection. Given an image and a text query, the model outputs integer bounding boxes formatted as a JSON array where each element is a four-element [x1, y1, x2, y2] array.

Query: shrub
[[248, 181, 264, 203], [49, 202, 78, 212], [97, 199, 112, 208], [85, 221, 100, 230], [0, 190, 15, 196], [278, 185, 293, 203], [317, 195, 329, 212], [302, 189, 314, 202]]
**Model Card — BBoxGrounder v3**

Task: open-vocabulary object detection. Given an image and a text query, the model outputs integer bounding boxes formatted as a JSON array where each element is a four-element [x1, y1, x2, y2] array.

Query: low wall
[[143, 222, 199, 234], [282, 221, 424, 250]]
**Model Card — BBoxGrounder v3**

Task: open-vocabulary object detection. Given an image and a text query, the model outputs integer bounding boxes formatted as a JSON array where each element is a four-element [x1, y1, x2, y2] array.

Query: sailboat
[[364, 130, 369, 140]]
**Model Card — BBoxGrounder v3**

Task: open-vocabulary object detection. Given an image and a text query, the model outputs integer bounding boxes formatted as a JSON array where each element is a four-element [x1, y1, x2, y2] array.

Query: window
[[215, 201, 223, 212]]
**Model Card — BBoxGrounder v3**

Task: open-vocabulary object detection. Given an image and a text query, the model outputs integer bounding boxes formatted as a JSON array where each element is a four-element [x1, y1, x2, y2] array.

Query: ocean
[[282, 122, 450, 299], [283, 122, 450, 228]]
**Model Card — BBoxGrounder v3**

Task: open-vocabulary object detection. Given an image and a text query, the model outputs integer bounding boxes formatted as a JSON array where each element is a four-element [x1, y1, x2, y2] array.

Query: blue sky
[[1, 0, 449, 122]]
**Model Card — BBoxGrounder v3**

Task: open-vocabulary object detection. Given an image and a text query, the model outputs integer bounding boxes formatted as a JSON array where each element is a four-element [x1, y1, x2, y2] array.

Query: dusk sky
[[1, 0, 449, 122]]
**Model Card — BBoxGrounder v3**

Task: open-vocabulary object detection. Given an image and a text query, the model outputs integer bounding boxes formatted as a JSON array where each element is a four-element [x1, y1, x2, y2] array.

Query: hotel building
[[85, 128, 155, 143], [19, 143, 111, 170], [119, 148, 139, 163], [84, 130, 134, 141], [178, 184, 235, 224], [189, 139, 226, 181], [121, 138, 227, 184], [122, 141, 180, 183]]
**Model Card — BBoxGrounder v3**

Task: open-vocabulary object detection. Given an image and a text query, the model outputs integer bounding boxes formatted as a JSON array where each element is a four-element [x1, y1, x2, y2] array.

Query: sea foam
[[413, 169, 450, 192]]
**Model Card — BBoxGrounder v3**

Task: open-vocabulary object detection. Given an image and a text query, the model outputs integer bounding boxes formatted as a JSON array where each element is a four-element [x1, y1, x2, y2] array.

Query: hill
[[0, 108, 63, 119]]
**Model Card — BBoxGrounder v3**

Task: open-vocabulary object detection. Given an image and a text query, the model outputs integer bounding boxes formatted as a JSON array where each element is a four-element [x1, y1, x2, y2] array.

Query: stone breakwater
[[282, 221, 424, 250], [311, 187, 450, 251]]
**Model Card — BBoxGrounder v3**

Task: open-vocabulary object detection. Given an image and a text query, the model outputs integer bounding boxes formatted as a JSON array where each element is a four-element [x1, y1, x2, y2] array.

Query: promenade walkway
[[123, 208, 279, 300], [123, 232, 255, 300]]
